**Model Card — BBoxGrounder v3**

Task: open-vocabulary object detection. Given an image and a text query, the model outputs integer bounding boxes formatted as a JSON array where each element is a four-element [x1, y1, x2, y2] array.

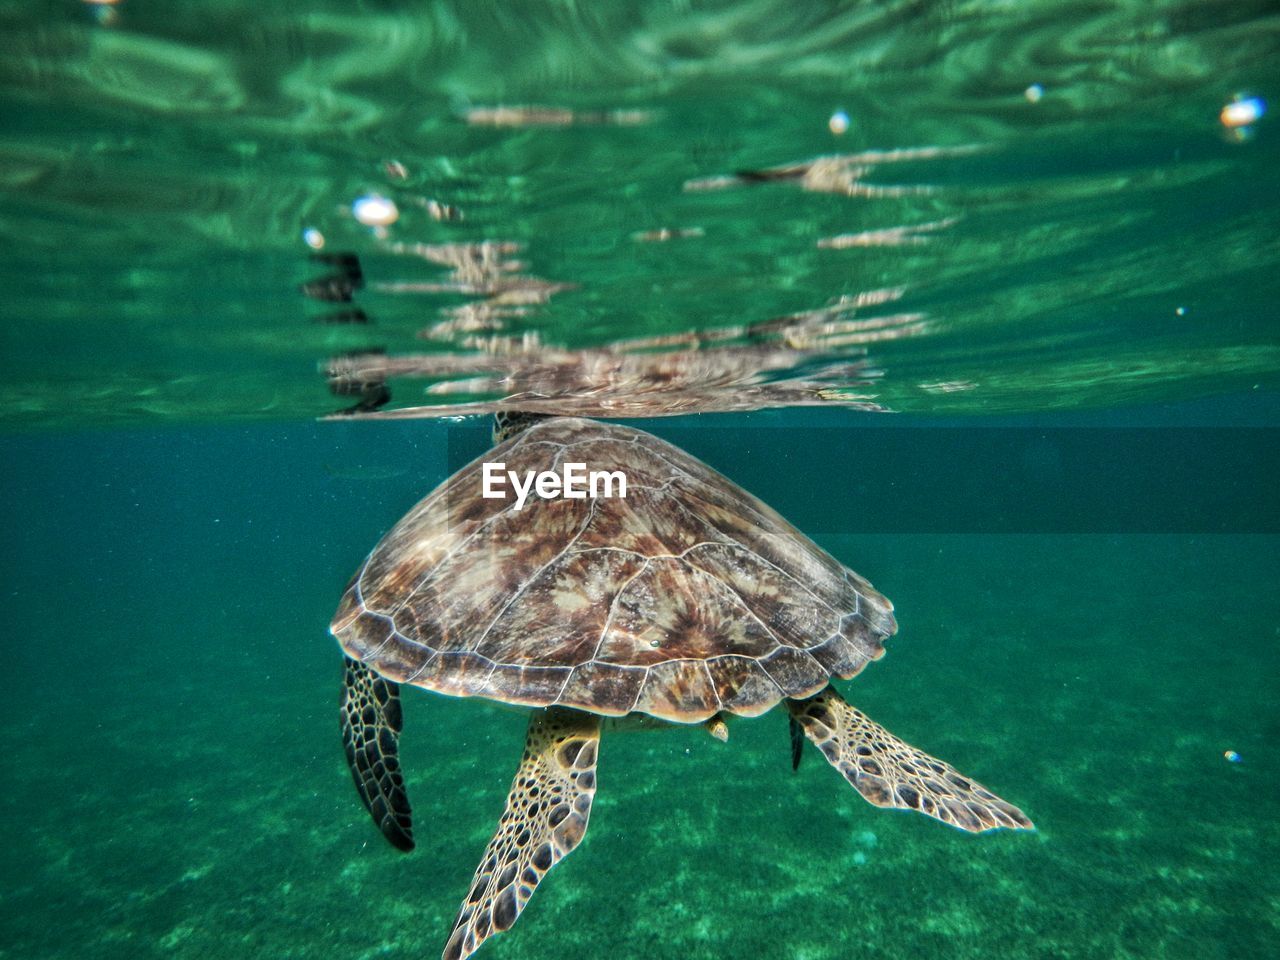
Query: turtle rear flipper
[[788, 686, 1033, 833], [341, 656, 414, 851], [444, 708, 600, 960]]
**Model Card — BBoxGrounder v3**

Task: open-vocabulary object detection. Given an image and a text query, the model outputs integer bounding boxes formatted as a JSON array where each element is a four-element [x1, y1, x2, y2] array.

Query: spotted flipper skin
[[788, 685, 1033, 833], [443, 708, 600, 960], [341, 656, 414, 851]]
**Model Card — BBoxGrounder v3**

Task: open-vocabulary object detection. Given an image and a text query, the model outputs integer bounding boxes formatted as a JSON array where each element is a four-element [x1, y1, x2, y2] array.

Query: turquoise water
[[2, 2, 1279, 959], [2, 417, 1277, 959]]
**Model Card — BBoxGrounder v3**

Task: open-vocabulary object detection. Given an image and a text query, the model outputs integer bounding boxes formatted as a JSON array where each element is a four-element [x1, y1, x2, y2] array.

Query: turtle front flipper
[[788, 686, 1033, 833], [789, 716, 805, 771], [341, 656, 414, 851], [443, 708, 601, 960]]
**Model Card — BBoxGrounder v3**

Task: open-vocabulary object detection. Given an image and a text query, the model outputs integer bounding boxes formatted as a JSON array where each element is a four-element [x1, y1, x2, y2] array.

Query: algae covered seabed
[[1, 421, 1275, 960]]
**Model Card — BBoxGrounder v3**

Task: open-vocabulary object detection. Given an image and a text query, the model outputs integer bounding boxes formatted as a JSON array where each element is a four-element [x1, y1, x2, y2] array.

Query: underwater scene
[[1, 2, 1277, 959]]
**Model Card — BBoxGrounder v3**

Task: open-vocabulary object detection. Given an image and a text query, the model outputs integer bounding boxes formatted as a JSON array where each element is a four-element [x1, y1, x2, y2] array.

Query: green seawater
[[1, 2, 1278, 960]]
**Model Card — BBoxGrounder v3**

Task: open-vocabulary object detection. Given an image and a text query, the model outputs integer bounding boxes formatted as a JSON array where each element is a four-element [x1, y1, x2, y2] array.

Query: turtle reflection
[[323, 286, 924, 421]]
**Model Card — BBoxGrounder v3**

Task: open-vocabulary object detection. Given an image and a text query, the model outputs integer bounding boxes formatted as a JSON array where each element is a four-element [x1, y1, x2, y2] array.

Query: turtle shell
[[331, 417, 896, 723]]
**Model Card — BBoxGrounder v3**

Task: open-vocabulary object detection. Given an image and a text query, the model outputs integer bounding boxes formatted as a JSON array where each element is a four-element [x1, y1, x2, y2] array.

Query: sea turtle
[[332, 413, 1032, 960]]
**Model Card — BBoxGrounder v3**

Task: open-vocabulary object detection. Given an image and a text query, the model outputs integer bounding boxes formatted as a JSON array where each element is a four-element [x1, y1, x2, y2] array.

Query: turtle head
[[492, 410, 552, 444]]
